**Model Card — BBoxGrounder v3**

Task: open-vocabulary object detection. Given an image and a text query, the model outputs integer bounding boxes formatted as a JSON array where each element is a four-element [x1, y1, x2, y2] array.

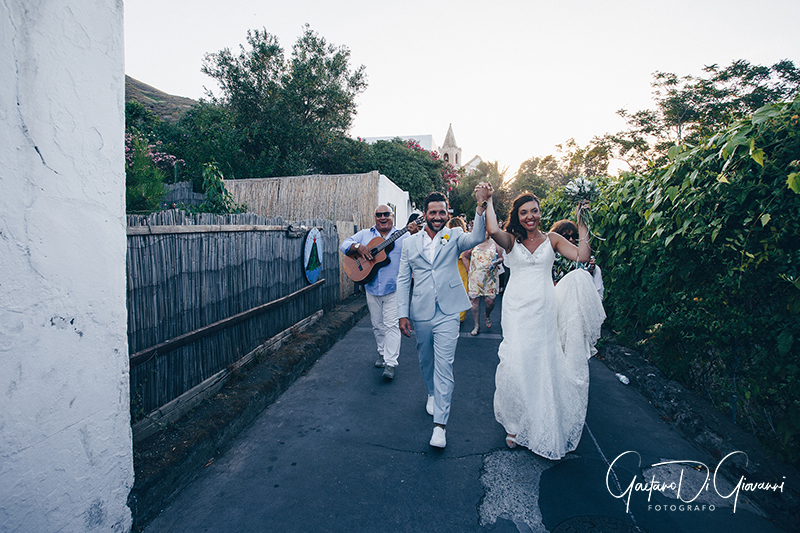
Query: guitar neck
[[372, 220, 425, 254]]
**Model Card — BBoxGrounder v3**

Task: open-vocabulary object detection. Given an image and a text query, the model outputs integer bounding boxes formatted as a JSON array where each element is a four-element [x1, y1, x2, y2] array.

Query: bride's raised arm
[[552, 201, 592, 262], [485, 194, 514, 252]]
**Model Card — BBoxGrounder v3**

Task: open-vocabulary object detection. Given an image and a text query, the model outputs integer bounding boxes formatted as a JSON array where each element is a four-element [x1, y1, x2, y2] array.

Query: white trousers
[[366, 291, 401, 367]]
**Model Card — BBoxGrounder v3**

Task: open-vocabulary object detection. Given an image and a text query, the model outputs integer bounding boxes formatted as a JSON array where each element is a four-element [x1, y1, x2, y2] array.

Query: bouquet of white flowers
[[563, 177, 603, 241], [563, 176, 599, 204]]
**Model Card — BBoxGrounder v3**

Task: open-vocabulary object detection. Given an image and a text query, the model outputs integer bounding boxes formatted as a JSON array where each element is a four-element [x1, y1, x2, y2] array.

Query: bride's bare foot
[[505, 434, 517, 448]]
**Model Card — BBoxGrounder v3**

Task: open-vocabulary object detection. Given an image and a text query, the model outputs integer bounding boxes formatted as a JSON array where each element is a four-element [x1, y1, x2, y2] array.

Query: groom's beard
[[427, 218, 446, 232]]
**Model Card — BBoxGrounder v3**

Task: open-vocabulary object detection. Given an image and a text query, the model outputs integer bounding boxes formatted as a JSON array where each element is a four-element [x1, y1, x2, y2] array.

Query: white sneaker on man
[[426, 395, 434, 416], [430, 426, 446, 448]]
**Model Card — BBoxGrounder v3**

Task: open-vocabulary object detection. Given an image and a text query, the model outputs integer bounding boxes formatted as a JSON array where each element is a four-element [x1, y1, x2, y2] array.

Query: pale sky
[[124, 0, 799, 178]]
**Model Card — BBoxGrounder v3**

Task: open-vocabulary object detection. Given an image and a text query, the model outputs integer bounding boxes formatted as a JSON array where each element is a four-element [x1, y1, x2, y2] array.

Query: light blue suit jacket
[[397, 213, 486, 321]]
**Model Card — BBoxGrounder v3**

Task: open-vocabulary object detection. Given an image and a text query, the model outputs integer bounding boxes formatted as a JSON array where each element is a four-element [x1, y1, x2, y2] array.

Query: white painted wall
[[363, 134, 439, 153], [377, 174, 413, 229], [0, 2, 133, 532]]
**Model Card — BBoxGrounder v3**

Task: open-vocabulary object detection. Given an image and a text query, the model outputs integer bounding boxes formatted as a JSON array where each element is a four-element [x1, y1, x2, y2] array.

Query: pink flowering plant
[[442, 162, 459, 192], [404, 140, 459, 192], [125, 133, 184, 178], [125, 132, 184, 213]]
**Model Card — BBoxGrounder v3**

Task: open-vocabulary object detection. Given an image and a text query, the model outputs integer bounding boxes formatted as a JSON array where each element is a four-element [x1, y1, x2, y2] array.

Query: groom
[[397, 185, 489, 448]]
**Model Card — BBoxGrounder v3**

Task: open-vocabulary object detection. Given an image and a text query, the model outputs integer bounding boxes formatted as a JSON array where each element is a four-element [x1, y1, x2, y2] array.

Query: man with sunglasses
[[341, 205, 416, 379]]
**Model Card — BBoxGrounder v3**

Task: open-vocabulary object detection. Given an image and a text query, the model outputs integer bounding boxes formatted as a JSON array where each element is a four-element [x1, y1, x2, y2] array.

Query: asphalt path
[[144, 296, 787, 533]]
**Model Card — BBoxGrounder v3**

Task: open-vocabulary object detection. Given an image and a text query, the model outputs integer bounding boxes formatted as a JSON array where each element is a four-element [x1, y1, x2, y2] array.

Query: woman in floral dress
[[463, 232, 504, 335]]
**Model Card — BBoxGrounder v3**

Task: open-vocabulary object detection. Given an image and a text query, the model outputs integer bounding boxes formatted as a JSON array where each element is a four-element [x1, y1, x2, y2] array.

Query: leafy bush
[[580, 95, 800, 464], [191, 163, 246, 215], [125, 133, 168, 213]]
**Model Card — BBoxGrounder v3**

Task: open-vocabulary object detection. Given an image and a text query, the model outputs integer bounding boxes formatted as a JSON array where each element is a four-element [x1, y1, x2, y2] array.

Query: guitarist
[[340, 205, 419, 380]]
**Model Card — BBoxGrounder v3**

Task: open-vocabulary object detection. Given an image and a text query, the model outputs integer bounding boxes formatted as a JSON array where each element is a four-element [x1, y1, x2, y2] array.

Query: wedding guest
[[550, 219, 604, 299], [462, 231, 504, 336], [341, 205, 415, 380], [447, 217, 470, 323]]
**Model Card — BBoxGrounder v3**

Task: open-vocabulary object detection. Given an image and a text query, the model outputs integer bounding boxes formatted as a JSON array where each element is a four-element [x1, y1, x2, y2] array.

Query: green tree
[[125, 101, 186, 184], [201, 25, 367, 177], [125, 101, 161, 136], [192, 163, 246, 214], [450, 160, 508, 221], [605, 59, 800, 173], [313, 135, 374, 175], [370, 139, 445, 207], [557, 137, 610, 178], [168, 102, 242, 189], [508, 138, 609, 202], [508, 155, 560, 200]]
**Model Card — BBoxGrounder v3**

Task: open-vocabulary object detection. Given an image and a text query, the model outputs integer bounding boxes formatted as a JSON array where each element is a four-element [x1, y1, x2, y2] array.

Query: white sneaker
[[430, 426, 446, 448], [426, 395, 434, 416]]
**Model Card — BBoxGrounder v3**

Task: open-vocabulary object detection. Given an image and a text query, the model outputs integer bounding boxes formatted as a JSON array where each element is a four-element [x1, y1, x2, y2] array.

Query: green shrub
[[191, 163, 246, 215], [585, 95, 800, 464], [125, 133, 167, 214]]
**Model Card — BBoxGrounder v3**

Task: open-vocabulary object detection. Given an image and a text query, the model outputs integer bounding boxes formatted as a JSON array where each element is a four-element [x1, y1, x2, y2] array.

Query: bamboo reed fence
[[126, 209, 339, 420], [223, 172, 382, 300], [223, 172, 381, 231]]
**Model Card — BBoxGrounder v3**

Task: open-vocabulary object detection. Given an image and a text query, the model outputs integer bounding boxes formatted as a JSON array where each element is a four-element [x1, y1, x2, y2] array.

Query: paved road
[[145, 298, 787, 532]]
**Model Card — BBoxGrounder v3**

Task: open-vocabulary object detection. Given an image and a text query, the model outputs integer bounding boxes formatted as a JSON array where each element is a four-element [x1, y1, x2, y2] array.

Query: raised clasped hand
[[474, 182, 493, 203]]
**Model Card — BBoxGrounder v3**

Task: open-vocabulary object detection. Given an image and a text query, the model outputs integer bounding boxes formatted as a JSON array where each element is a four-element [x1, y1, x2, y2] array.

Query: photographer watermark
[[606, 450, 785, 513]]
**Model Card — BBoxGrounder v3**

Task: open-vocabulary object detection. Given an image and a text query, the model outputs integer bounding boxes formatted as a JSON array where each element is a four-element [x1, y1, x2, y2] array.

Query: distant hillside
[[125, 75, 198, 122]]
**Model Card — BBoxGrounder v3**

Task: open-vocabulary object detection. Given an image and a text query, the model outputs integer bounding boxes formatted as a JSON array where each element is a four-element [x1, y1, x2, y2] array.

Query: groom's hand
[[399, 317, 413, 338], [474, 182, 493, 203], [474, 182, 487, 204]]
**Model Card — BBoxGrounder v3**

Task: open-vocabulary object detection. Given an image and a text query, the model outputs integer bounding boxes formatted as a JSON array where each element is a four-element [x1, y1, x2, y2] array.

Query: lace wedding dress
[[494, 237, 605, 459]]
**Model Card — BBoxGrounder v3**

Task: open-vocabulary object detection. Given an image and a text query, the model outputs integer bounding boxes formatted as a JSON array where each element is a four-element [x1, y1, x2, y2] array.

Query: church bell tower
[[440, 124, 462, 169]]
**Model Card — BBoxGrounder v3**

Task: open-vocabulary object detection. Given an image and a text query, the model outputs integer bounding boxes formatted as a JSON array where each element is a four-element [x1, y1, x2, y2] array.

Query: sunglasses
[[375, 211, 392, 218]]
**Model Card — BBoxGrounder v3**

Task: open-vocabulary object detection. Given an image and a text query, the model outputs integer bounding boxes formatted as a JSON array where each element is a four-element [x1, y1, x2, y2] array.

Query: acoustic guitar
[[343, 218, 425, 284]]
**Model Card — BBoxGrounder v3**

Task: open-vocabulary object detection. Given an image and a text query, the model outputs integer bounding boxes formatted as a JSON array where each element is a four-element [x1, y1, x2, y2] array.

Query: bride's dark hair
[[506, 192, 541, 243]]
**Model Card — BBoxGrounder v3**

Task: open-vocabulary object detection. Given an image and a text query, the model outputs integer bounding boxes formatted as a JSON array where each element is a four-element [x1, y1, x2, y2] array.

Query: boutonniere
[[440, 233, 450, 246]]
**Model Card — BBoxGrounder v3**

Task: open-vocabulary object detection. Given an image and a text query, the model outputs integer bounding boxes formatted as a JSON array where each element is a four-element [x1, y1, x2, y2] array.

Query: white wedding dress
[[494, 236, 606, 459]]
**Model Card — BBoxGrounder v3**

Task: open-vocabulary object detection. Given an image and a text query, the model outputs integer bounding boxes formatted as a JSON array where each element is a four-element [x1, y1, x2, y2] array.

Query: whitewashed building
[[1, 2, 133, 531]]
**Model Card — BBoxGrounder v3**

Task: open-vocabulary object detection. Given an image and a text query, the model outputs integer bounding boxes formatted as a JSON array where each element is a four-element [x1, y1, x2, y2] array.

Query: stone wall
[[0, 2, 133, 531]]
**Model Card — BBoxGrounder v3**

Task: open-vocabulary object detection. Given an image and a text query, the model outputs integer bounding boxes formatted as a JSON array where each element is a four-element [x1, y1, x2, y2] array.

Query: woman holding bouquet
[[483, 185, 605, 459]]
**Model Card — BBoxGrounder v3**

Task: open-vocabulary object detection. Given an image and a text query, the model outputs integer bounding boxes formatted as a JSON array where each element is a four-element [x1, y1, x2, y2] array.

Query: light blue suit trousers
[[414, 302, 460, 424]]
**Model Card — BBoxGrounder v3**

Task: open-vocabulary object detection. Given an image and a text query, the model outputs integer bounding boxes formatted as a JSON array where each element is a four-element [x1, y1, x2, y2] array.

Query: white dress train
[[493, 237, 605, 459]]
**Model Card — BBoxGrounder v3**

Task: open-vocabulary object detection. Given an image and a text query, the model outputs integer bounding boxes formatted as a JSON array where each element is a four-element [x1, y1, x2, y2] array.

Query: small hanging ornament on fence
[[303, 228, 323, 284]]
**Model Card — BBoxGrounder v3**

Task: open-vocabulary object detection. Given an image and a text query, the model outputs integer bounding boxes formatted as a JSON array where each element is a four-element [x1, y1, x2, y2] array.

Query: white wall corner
[[0, 1, 133, 531]]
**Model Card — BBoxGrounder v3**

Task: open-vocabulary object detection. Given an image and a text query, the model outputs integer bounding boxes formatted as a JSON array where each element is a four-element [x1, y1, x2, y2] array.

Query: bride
[[482, 184, 605, 459]]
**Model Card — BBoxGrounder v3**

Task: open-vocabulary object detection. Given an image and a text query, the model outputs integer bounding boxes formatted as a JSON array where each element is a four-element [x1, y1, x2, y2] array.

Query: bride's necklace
[[519, 230, 547, 264], [526, 230, 545, 242]]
